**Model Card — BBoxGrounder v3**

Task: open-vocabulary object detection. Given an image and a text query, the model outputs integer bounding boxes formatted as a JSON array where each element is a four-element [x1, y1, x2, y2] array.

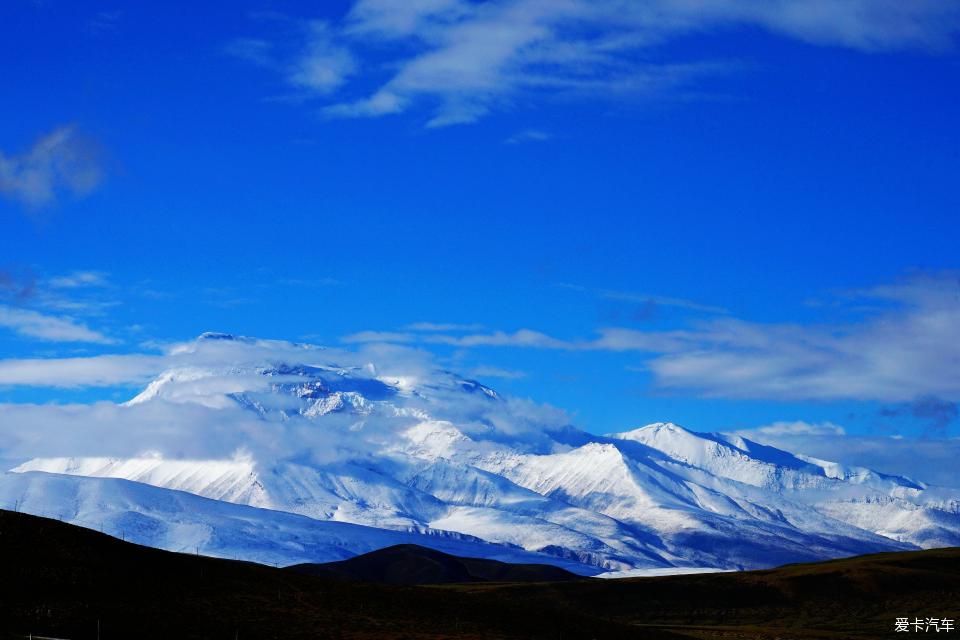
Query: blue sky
[[1, 1, 959, 445]]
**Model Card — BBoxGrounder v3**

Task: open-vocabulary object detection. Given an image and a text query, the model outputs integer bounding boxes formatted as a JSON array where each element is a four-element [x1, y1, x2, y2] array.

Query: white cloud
[[287, 21, 358, 94], [0, 400, 268, 461], [234, 0, 960, 126], [0, 334, 573, 464], [0, 334, 340, 389], [731, 420, 846, 437], [348, 324, 686, 352], [48, 270, 110, 289], [645, 274, 960, 402], [426, 329, 574, 349], [0, 305, 114, 344], [0, 354, 160, 388], [0, 126, 104, 208]]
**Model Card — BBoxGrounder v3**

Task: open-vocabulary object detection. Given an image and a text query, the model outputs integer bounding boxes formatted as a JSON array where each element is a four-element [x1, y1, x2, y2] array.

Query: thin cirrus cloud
[[47, 270, 111, 290], [558, 283, 730, 315], [229, 0, 960, 127], [0, 268, 118, 337], [343, 272, 960, 404], [468, 365, 526, 380], [504, 130, 553, 145], [0, 125, 104, 209]]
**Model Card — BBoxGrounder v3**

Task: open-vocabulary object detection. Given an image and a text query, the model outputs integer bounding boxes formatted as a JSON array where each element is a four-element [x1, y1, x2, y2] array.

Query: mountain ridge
[[7, 332, 959, 573]]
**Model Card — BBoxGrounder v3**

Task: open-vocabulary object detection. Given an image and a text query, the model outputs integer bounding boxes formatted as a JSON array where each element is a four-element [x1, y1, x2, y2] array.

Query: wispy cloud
[[426, 329, 574, 349], [230, 0, 960, 127], [504, 129, 553, 145], [0, 267, 120, 338], [288, 21, 359, 94], [0, 305, 115, 344], [560, 283, 729, 315], [1, 267, 120, 319], [48, 270, 111, 289], [345, 272, 960, 404], [345, 325, 686, 351], [0, 125, 104, 208], [645, 273, 960, 402], [468, 365, 526, 380], [732, 420, 847, 438]]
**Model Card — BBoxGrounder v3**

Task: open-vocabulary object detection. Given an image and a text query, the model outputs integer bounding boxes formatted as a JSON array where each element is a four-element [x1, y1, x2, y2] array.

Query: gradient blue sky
[[1, 1, 959, 441]]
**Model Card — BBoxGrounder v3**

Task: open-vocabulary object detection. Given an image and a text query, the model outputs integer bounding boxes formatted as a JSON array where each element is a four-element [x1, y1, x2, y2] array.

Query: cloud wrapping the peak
[[0, 332, 574, 466]]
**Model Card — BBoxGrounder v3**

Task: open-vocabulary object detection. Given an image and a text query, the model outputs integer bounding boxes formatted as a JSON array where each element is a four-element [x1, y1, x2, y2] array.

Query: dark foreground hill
[[289, 543, 581, 583], [1, 509, 959, 639]]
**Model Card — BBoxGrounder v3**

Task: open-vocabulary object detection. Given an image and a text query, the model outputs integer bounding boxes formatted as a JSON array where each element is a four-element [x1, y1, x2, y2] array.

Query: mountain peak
[[607, 422, 693, 441]]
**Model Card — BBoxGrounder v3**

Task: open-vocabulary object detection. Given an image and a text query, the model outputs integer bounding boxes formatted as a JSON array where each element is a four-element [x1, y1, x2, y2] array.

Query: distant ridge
[[288, 543, 583, 583]]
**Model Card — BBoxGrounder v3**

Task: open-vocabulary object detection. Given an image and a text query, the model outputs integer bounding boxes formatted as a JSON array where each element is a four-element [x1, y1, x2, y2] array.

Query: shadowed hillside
[[2, 508, 959, 639], [289, 543, 581, 583]]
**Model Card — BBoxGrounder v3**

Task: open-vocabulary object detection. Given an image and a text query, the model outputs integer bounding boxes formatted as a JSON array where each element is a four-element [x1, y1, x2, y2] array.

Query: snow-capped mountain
[[6, 333, 959, 573]]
